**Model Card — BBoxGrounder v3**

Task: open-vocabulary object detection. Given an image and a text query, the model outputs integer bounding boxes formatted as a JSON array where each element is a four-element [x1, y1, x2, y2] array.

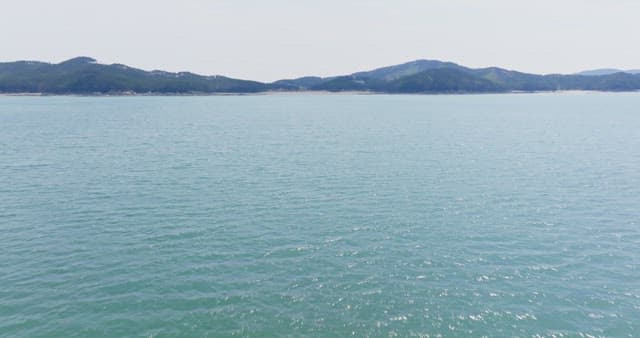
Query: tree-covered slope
[[306, 63, 640, 93], [351, 59, 469, 81], [2, 56, 640, 94], [0, 57, 268, 94], [387, 68, 505, 93]]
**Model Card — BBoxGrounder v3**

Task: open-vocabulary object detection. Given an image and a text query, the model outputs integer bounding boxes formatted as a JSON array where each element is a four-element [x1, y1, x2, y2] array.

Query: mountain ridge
[[2, 57, 640, 94], [0, 56, 268, 94]]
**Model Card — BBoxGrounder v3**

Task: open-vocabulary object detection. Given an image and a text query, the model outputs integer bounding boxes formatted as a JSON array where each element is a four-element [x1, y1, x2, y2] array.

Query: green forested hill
[[1, 57, 640, 94], [281, 59, 640, 93], [0, 57, 268, 94]]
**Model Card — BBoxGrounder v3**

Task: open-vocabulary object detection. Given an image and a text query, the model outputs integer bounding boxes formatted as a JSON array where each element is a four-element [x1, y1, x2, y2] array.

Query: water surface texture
[[1, 94, 639, 337]]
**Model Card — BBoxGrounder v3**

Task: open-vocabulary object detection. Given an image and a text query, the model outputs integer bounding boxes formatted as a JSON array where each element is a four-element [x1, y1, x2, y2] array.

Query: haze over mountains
[[2, 57, 640, 94]]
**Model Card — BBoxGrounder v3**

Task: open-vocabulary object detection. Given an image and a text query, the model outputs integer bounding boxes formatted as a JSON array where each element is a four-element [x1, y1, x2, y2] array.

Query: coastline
[[1, 89, 639, 97]]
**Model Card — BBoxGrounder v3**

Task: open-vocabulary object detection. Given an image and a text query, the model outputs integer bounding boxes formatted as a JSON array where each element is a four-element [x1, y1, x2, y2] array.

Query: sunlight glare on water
[[1, 93, 639, 336]]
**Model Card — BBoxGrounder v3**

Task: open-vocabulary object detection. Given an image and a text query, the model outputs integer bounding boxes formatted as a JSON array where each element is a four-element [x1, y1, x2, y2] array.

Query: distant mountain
[[2, 56, 640, 94], [576, 68, 640, 76], [269, 60, 467, 91], [351, 59, 468, 81], [0, 57, 268, 94], [301, 61, 640, 93], [386, 68, 503, 93]]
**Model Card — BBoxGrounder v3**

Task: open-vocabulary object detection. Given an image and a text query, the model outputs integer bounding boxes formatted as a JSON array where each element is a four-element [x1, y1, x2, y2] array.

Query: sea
[[1, 93, 639, 337]]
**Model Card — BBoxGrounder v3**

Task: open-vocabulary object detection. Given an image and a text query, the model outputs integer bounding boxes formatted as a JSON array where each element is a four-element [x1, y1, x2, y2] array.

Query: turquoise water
[[1, 93, 639, 337]]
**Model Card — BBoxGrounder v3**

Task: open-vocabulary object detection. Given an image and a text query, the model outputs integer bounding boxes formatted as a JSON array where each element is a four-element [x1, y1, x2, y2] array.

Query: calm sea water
[[1, 93, 639, 337]]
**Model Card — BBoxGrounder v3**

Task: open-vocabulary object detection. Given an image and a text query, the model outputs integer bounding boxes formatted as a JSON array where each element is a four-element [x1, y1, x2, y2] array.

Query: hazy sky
[[2, 0, 639, 81]]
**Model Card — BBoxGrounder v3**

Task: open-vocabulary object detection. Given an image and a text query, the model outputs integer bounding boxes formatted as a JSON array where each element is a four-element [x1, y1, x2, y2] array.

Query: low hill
[[351, 59, 469, 81], [0, 57, 268, 94], [387, 68, 504, 93], [2, 57, 640, 94]]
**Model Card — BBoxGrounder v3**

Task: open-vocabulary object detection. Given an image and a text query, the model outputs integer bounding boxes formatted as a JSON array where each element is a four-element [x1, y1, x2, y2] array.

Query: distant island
[[2, 56, 640, 95]]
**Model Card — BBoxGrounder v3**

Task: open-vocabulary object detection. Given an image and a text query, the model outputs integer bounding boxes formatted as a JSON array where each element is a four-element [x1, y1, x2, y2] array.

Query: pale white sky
[[2, 0, 639, 82]]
